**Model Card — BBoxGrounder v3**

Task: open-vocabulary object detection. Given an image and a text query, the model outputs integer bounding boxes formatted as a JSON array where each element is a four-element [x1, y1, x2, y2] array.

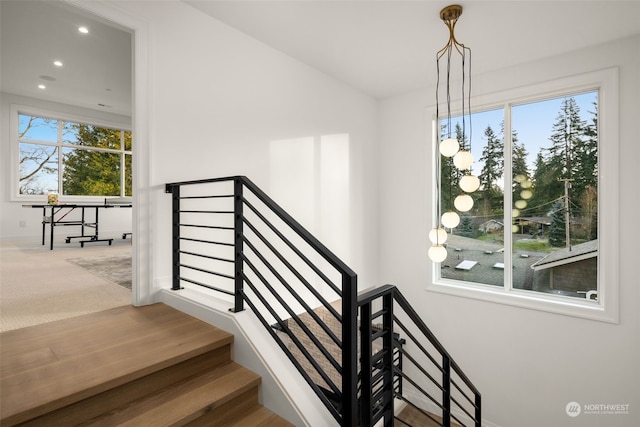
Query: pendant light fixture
[[430, 4, 475, 262]]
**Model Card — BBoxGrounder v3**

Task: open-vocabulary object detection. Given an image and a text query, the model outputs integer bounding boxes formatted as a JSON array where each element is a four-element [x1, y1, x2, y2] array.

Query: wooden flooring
[[0, 303, 292, 426], [395, 402, 463, 427]]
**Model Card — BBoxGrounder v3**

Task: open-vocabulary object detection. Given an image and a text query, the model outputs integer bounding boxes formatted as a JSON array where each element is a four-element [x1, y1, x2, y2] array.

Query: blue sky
[[444, 90, 598, 175]]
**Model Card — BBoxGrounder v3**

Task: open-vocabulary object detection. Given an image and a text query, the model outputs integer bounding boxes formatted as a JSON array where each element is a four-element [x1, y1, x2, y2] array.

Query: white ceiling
[[1, 1, 639, 118], [186, 0, 640, 99], [0, 0, 132, 116]]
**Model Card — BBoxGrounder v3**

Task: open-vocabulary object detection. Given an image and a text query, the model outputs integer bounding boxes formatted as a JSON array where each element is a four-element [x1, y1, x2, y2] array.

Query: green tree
[[572, 102, 598, 205], [530, 98, 590, 217], [440, 122, 467, 212], [459, 214, 474, 237], [548, 200, 566, 248], [548, 97, 584, 178], [529, 150, 557, 216], [478, 125, 504, 213], [579, 185, 598, 241], [63, 125, 123, 196], [512, 140, 529, 187]]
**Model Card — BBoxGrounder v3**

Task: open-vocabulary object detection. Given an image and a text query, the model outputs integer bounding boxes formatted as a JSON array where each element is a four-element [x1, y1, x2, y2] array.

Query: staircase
[[0, 304, 293, 426]]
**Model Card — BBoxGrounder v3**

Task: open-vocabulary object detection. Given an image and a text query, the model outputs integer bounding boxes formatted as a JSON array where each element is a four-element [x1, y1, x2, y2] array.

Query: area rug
[[66, 255, 132, 289]]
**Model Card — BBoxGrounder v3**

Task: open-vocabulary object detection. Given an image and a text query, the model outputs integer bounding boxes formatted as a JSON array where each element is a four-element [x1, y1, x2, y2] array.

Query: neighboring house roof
[[514, 217, 551, 226], [479, 219, 503, 229], [530, 239, 598, 271]]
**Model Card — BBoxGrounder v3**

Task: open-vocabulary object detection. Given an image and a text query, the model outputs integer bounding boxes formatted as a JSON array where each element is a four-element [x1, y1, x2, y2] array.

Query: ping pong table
[[23, 198, 132, 250]]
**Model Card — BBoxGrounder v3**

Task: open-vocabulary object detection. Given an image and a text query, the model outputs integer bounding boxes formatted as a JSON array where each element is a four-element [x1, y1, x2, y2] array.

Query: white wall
[[378, 35, 640, 427], [104, 1, 379, 297], [0, 93, 132, 238]]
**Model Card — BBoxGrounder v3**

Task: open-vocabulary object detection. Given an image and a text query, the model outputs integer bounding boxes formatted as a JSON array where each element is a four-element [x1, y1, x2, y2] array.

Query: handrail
[[165, 176, 480, 426], [166, 176, 356, 277], [166, 176, 358, 425]]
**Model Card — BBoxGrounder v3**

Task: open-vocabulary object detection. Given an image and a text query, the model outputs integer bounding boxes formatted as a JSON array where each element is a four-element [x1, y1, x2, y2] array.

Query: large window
[[429, 69, 619, 322], [14, 108, 132, 198]]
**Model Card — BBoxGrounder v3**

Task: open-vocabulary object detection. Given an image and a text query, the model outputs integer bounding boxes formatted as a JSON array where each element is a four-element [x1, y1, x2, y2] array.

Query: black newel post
[[443, 355, 451, 427], [342, 273, 358, 426], [170, 185, 182, 291], [233, 178, 245, 312]]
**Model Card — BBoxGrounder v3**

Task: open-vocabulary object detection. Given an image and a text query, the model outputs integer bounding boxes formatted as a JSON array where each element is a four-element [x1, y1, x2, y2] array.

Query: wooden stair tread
[[222, 406, 296, 427], [0, 304, 234, 424], [90, 361, 261, 426], [22, 348, 233, 426]]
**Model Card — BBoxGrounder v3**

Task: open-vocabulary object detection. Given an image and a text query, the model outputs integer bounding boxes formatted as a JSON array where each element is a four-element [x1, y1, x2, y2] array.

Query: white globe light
[[521, 189, 533, 200], [514, 174, 526, 183], [459, 174, 480, 193], [429, 227, 448, 245], [512, 208, 521, 218], [515, 200, 527, 209], [439, 138, 460, 157], [428, 244, 448, 262], [512, 225, 520, 233], [441, 211, 460, 229], [453, 150, 473, 171], [521, 179, 533, 189], [454, 194, 474, 212]]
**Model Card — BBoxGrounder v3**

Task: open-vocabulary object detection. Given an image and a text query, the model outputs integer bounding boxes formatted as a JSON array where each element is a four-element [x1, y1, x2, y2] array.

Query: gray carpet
[[67, 255, 132, 289], [1, 238, 132, 332]]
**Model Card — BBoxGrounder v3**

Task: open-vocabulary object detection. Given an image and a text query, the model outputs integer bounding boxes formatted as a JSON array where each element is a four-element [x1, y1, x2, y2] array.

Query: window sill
[[426, 278, 618, 324]]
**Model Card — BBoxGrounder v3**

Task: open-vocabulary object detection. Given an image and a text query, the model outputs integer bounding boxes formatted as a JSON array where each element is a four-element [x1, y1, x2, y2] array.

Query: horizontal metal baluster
[[180, 263, 234, 280], [179, 236, 234, 247], [179, 250, 233, 264], [242, 254, 343, 373], [242, 236, 343, 348], [242, 274, 342, 396], [243, 198, 342, 297], [178, 277, 234, 295], [240, 282, 343, 422], [243, 217, 342, 322]]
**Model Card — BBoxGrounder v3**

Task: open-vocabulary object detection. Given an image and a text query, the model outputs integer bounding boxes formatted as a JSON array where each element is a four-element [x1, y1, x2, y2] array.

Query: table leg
[[41, 207, 46, 246], [49, 207, 55, 250], [94, 207, 99, 240]]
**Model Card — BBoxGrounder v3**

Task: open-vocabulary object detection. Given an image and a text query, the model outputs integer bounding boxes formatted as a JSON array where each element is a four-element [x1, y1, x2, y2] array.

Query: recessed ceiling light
[[53, 60, 63, 67], [38, 84, 46, 90], [78, 26, 89, 34]]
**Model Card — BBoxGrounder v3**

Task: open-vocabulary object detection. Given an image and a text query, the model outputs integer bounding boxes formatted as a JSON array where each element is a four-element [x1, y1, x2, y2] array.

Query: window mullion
[[120, 131, 125, 197], [503, 104, 513, 292], [57, 120, 63, 194]]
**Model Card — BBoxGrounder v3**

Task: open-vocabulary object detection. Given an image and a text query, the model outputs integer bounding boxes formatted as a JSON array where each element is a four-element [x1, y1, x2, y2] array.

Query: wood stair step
[[183, 387, 294, 427], [85, 361, 261, 426], [1, 304, 292, 427], [19, 348, 232, 426], [222, 406, 296, 427]]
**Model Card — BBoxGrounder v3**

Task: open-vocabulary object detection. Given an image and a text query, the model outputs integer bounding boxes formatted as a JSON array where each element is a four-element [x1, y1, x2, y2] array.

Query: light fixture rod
[[437, 5, 465, 59], [431, 4, 474, 263]]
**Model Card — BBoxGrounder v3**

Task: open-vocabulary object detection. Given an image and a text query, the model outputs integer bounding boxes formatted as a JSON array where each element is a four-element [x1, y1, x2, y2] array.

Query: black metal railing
[[358, 285, 481, 426], [165, 176, 480, 426]]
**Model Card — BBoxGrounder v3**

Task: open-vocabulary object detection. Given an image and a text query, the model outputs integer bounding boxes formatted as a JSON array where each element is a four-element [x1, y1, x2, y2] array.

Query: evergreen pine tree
[[478, 125, 504, 214], [549, 200, 566, 248], [459, 214, 474, 237]]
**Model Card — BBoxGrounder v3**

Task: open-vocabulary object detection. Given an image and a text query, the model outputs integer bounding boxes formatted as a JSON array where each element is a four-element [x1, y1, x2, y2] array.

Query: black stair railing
[[165, 176, 480, 426], [358, 285, 481, 427]]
